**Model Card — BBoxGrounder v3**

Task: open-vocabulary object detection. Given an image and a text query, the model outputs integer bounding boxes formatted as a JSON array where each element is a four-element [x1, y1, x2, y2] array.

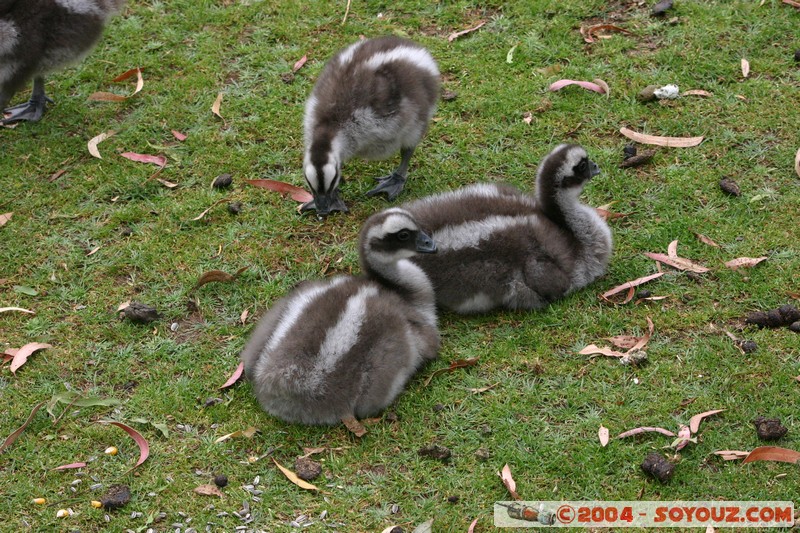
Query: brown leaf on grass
[[171, 130, 187, 141], [105, 421, 149, 470], [88, 67, 144, 101], [645, 241, 710, 273], [0, 212, 11, 226], [273, 458, 320, 491], [240, 308, 249, 325], [682, 89, 713, 97], [214, 426, 257, 443], [211, 92, 224, 121], [620, 127, 704, 147], [191, 198, 230, 221], [595, 207, 627, 221], [220, 361, 244, 390], [120, 152, 167, 168], [693, 232, 720, 248], [194, 484, 224, 498], [423, 357, 479, 386], [741, 58, 750, 78], [9, 343, 52, 374], [292, 54, 308, 72], [606, 335, 642, 350], [467, 518, 478, 533], [618, 427, 677, 439], [245, 179, 313, 203], [54, 462, 88, 470], [742, 446, 800, 464], [193, 267, 249, 290], [724, 257, 767, 270], [549, 79, 606, 94], [447, 21, 486, 42], [87, 130, 116, 159], [784, 0, 800, 7], [689, 409, 726, 434], [601, 272, 665, 301], [0, 307, 35, 315], [599, 425, 610, 447], [156, 178, 178, 189], [713, 450, 750, 461], [341, 416, 367, 437], [0, 401, 46, 454], [674, 424, 693, 451], [499, 464, 521, 500], [578, 344, 626, 358], [794, 147, 800, 178], [580, 23, 633, 43]]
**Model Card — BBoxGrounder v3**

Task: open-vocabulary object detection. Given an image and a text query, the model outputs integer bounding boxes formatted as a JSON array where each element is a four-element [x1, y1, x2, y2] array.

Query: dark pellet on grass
[[719, 177, 741, 196], [294, 457, 322, 481], [228, 202, 242, 214], [620, 150, 655, 168], [433, 403, 445, 412], [636, 289, 652, 299], [746, 304, 800, 328], [623, 144, 637, 159], [418, 444, 451, 461], [795, 50, 800, 62], [753, 417, 788, 440], [212, 173, 233, 189], [737, 340, 758, 354], [447, 495, 460, 503], [100, 484, 131, 510], [789, 321, 800, 333], [641, 453, 674, 482], [475, 448, 491, 461], [441, 90, 458, 101], [123, 302, 159, 323], [213, 474, 228, 488], [120, 225, 133, 236]]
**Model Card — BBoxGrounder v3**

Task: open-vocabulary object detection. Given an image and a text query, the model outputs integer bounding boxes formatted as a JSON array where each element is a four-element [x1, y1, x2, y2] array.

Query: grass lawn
[[1, 0, 799, 530]]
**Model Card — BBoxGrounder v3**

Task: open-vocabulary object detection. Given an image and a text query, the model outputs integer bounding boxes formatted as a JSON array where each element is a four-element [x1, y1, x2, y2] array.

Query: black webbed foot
[[366, 172, 407, 201]]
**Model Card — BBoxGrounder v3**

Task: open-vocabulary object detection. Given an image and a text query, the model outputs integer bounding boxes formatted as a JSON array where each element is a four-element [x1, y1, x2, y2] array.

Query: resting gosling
[[0, 0, 125, 124], [301, 36, 440, 216], [403, 143, 612, 314], [240, 208, 439, 425]]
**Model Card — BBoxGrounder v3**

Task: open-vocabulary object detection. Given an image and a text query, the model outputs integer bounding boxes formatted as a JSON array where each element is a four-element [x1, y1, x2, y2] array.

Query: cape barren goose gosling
[[301, 36, 440, 216], [402, 143, 612, 314], [240, 208, 440, 425], [1, 0, 125, 124]]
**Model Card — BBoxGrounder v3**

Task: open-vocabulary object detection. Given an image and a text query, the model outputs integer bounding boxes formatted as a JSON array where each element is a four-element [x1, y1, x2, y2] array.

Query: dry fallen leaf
[[240, 308, 249, 325], [724, 257, 767, 270], [9, 343, 52, 374], [105, 421, 150, 471], [0, 401, 46, 454], [293, 54, 308, 72], [682, 89, 713, 97], [273, 458, 320, 491], [194, 484, 224, 498], [601, 272, 665, 302], [599, 425, 610, 447], [693, 232, 720, 248], [620, 127, 704, 148], [741, 58, 750, 78], [171, 130, 188, 141], [193, 267, 249, 290], [0, 212, 11, 227], [423, 357, 479, 386], [447, 21, 486, 42], [87, 131, 116, 159], [120, 152, 167, 168], [191, 198, 229, 221], [713, 450, 750, 461], [499, 464, 520, 500], [580, 23, 633, 43], [88, 67, 144, 101], [467, 518, 479, 533], [549, 79, 606, 94], [794, 147, 800, 179], [341, 416, 368, 437], [211, 92, 224, 121], [0, 307, 35, 315], [688, 409, 725, 434], [220, 361, 244, 390], [618, 427, 677, 439], [674, 425, 693, 451], [53, 462, 88, 470], [245, 179, 313, 203], [578, 344, 626, 358], [742, 446, 800, 465], [215, 426, 257, 443], [645, 240, 710, 273]]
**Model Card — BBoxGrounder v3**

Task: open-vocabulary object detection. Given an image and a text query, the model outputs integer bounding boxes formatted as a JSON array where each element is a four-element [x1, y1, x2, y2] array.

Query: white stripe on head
[[0, 21, 19, 56], [304, 163, 319, 191], [315, 285, 379, 373], [303, 94, 319, 145], [322, 163, 337, 191], [364, 46, 439, 77], [337, 40, 365, 66], [54, 0, 104, 15], [264, 277, 348, 354]]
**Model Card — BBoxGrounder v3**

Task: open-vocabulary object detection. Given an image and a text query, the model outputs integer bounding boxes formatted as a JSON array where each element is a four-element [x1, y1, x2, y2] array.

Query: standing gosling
[[301, 36, 440, 216], [403, 144, 612, 314], [240, 208, 439, 425], [1, 0, 125, 124]]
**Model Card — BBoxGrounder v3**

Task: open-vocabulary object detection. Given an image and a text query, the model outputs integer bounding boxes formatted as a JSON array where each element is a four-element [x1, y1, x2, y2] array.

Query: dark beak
[[589, 160, 601, 178], [416, 231, 437, 254], [299, 190, 349, 218]]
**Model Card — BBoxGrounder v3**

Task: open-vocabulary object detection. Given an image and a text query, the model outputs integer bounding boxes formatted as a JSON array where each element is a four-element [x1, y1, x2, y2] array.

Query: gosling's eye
[[396, 230, 411, 242], [576, 159, 588, 173]]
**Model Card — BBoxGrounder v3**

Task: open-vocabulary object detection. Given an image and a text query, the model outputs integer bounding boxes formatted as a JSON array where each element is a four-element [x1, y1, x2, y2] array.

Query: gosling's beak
[[416, 231, 437, 254], [589, 160, 601, 178], [299, 190, 349, 218]]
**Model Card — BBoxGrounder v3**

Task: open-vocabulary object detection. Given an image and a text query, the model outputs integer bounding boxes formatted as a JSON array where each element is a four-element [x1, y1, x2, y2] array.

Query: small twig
[[342, 0, 352, 24], [51, 396, 80, 429]]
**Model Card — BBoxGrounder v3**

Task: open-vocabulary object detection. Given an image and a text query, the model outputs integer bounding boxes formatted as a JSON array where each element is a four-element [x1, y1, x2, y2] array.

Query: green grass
[[1, 0, 799, 531]]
